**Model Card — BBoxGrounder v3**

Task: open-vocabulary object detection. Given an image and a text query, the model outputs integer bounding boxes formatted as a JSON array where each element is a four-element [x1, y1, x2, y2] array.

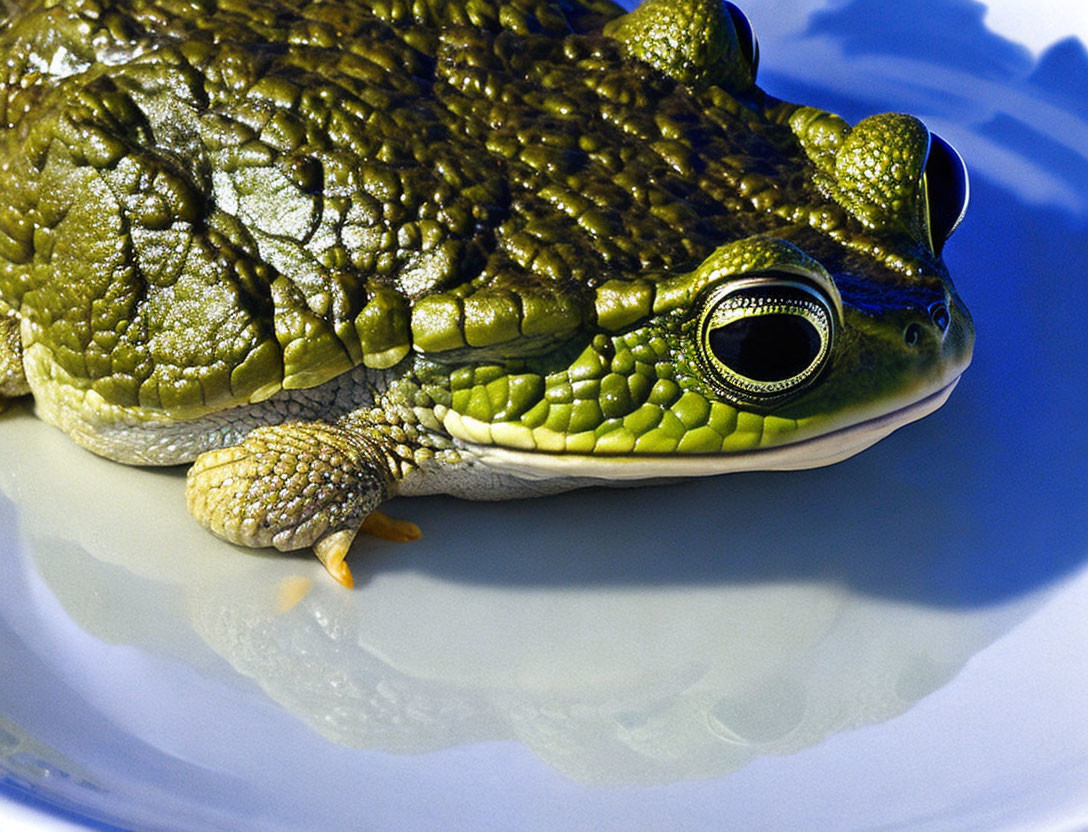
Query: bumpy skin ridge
[[604, 0, 751, 89]]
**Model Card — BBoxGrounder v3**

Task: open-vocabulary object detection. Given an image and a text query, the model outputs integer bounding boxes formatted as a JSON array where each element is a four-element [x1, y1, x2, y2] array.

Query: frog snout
[[905, 294, 973, 381]]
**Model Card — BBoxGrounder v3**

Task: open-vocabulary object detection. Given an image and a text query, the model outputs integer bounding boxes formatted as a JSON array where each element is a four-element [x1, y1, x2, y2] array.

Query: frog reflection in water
[[0, 0, 972, 585]]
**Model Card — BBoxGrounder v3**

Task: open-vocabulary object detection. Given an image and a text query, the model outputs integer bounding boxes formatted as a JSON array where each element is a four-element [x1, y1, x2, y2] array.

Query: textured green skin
[[0, 0, 974, 561]]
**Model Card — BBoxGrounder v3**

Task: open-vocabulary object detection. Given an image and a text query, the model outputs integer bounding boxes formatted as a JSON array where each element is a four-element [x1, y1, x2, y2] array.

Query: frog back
[[0, 0, 809, 421]]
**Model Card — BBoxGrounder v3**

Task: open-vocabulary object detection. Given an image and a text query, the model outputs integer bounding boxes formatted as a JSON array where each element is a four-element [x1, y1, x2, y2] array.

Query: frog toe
[[313, 529, 359, 588], [312, 512, 422, 588], [0, 309, 29, 407], [361, 510, 422, 543]]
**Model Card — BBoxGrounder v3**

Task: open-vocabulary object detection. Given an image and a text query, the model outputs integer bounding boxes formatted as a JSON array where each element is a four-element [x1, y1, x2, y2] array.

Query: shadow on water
[[806, 0, 1032, 77], [354, 0, 1088, 608]]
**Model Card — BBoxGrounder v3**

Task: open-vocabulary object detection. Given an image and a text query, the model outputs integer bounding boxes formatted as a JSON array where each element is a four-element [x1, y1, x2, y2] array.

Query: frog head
[[434, 1, 973, 476]]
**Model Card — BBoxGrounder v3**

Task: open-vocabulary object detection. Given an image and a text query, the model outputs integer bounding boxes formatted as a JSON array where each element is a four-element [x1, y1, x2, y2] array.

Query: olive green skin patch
[[0, 0, 973, 583]]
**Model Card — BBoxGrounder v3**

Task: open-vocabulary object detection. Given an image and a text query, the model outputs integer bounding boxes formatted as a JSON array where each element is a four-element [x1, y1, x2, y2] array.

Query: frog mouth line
[[465, 376, 962, 481]]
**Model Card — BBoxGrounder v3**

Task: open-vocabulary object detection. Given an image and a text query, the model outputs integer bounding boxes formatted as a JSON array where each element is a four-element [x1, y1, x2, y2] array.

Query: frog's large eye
[[698, 276, 834, 404], [724, 2, 760, 79], [923, 132, 970, 255]]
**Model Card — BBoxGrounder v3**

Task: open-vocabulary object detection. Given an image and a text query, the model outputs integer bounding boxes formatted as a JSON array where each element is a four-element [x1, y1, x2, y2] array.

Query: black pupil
[[709, 314, 821, 382]]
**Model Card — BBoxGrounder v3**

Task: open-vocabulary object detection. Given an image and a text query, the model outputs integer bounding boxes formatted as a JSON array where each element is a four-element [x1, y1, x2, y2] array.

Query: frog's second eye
[[724, 2, 760, 79], [924, 132, 970, 255], [698, 278, 834, 404]]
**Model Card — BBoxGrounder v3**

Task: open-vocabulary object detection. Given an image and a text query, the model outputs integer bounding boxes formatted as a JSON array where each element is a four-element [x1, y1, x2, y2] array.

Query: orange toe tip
[[323, 557, 355, 588]]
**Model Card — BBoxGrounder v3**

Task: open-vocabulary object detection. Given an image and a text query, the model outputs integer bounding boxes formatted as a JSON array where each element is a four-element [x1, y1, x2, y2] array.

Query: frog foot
[[186, 420, 398, 586]]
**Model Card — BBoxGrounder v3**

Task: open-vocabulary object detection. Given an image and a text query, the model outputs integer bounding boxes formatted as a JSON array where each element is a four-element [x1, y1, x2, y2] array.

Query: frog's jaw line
[[457, 377, 961, 482]]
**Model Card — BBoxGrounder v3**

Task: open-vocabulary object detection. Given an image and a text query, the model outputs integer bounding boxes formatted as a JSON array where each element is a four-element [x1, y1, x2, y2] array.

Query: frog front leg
[[185, 415, 420, 587], [0, 308, 30, 411]]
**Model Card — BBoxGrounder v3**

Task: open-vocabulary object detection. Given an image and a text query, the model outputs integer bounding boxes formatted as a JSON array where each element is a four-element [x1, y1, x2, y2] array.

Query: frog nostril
[[904, 322, 924, 347], [930, 303, 950, 333]]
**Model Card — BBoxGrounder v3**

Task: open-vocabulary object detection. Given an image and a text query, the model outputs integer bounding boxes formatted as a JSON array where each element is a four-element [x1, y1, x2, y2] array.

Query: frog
[[0, 0, 973, 586]]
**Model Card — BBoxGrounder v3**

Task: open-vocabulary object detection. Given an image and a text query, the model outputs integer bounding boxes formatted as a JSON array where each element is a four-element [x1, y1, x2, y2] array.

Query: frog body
[[0, 0, 973, 585]]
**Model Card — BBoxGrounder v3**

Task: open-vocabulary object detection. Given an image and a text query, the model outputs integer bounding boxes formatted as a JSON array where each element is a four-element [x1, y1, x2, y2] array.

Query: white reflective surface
[[2, 0, 1087, 829]]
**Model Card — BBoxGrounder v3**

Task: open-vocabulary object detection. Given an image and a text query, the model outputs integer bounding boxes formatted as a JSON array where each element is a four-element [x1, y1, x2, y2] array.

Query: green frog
[[0, 0, 973, 585]]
